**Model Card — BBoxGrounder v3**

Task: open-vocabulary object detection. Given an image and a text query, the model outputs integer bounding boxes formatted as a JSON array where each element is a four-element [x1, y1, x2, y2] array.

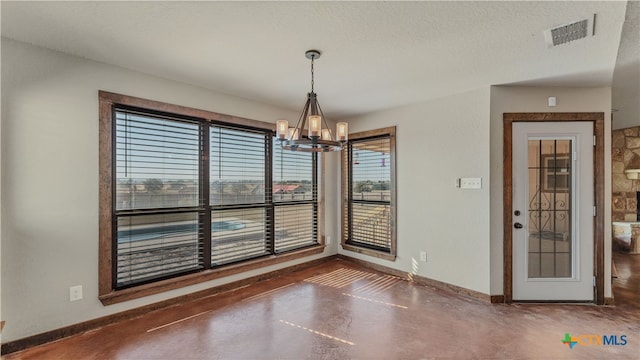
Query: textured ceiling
[[1, 1, 636, 125]]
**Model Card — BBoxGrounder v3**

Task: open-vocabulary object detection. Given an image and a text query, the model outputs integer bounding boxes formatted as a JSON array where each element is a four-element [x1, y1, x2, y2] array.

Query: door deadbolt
[[514, 222, 523, 229]]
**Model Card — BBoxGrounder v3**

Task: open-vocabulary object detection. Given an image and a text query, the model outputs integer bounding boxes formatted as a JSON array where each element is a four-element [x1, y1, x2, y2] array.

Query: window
[[542, 153, 571, 192], [273, 142, 318, 253], [99, 92, 322, 303], [341, 126, 396, 260]]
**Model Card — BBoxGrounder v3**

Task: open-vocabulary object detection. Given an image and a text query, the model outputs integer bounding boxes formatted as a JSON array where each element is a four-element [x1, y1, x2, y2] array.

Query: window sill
[[341, 243, 396, 261], [99, 245, 325, 305]]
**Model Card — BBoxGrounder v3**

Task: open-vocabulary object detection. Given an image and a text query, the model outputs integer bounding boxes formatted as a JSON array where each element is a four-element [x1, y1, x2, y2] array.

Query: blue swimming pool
[[118, 220, 247, 242]]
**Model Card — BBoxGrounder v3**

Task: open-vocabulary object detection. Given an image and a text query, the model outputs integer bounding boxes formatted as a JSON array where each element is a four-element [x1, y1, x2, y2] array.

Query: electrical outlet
[[419, 251, 427, 262], [326, 236, 331, 244], [69, 285, 83, 302]]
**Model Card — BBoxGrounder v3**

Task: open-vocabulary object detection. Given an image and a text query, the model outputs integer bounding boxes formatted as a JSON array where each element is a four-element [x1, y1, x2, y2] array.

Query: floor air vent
[[544, 16, 595, 47]]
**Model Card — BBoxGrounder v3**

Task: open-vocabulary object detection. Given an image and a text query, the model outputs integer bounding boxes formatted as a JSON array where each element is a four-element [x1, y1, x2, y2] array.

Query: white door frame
[[503, 113, 605, 304]]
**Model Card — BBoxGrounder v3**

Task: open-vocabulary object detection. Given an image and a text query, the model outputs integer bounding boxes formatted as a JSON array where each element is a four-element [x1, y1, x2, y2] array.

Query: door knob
[[514, 222, 523, 229]]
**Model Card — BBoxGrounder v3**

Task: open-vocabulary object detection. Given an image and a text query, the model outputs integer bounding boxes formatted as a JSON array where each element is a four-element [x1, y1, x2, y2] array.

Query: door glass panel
[[527, 139, 572, 278]]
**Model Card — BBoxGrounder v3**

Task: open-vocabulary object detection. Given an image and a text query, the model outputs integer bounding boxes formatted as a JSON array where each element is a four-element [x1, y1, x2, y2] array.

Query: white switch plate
[[70, 285, 83, 302], [326, 236, 331, 244], [419, 251, 427, 262], [460, 177, 482, 189], [548, 96, 557, 107]]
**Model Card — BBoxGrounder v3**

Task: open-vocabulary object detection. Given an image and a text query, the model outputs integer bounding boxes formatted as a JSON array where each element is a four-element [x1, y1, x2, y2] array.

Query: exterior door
[[512, 122, 593, 301]]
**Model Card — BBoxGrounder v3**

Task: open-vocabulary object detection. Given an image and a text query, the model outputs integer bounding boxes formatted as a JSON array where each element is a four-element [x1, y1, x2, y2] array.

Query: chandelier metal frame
[[276, 50, 348, 152]]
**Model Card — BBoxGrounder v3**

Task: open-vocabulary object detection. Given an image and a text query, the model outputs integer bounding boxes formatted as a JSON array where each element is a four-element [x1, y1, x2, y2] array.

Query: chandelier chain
[[310, 55, 315, 93]]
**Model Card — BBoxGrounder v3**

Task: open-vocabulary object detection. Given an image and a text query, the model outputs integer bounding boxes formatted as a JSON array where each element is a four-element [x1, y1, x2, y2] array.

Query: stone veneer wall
[[612, 126, 640, 221]]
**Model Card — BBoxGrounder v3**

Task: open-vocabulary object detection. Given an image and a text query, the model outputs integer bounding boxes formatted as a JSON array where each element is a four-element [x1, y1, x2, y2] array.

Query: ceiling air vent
[[544, 15, 595, 47]]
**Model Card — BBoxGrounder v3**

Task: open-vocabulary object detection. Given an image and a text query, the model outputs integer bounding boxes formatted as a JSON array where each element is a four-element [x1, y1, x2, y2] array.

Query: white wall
[[489, 85, 613, 298], [0, 38, 339, 342], [339, 88, 493, 295]]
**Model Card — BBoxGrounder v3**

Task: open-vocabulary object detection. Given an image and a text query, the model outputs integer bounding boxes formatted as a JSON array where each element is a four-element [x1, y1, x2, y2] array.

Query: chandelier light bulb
[[309, 115, 322, 137], [276, 119, 289, 140], [322, 129, 332, 140], [288, 127, 300, 140], [336, 122, 348, 142]]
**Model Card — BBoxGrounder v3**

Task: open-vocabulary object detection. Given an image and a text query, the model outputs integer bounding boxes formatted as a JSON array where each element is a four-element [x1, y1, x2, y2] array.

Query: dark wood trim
[[349, 126, 397, 140], [604, 297, 615, 306], [318, 152, 326, 246], [503, 112, 604, 122], [337, 255, 493, 303], [98, 96, 114, 296], [341, 141, 349, 254], [593, 117, 605, 305], [98, 90, 275, 131], [490, 295, 505, 304], [512, 300, 593, 304], [389, 129, 398, 257], [340, 126, 397, 260], [502, 113, 605, 305], [2, 255, 337, 355], [503, 118, 513, 303], [341, 243, 397, 261]]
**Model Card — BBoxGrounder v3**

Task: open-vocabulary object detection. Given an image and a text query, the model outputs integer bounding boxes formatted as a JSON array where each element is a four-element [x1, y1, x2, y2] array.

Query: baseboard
[[604, 296, 615, 305], [336, 255, 494, 303], [1, 255, 337, 355], [490, 295, 505, 303]]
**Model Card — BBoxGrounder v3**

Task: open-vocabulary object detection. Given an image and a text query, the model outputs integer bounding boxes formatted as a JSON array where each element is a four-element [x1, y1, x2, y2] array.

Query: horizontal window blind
[[115, 110, 200, 210], [210, 127, 266, 206], [107, 100, 319, 291], [114, 109, 202, 287], [350, 203, 391, 251], [347, 135, 392, 252], [211, 207, 270, 266], [116, 212, 203, 288], [210, 126, 270, 267], [275, 203, 317, 252], [273, 141, 314, 202], [273, 139, 317, 252]]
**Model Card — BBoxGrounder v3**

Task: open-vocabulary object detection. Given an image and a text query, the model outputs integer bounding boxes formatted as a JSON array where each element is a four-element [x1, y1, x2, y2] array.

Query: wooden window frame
[[341, 126, 397, 261], [99, 91, 325, 305]]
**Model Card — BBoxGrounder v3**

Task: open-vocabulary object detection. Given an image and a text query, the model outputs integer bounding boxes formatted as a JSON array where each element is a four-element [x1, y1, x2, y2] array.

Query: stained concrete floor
[[3, 254, 639, 359]]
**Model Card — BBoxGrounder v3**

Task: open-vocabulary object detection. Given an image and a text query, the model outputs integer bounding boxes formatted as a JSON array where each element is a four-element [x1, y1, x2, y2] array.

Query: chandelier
[[276, 50, 348, 152]]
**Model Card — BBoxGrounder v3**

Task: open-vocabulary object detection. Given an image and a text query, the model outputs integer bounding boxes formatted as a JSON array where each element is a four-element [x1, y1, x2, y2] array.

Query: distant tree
[[118, 178, 134, 190], [169, 180, 186, 190], [372, 181, 389, 191], [119, 178, 133, 186], [354, 181, 372, 193], [231, 182, 248, 194], [144, 178, 164, 193]]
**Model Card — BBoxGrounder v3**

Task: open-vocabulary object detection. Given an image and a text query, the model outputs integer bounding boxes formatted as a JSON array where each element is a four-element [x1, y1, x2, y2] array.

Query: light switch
[[460, 177, 482, 189], [548, 96, 557, 107]]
